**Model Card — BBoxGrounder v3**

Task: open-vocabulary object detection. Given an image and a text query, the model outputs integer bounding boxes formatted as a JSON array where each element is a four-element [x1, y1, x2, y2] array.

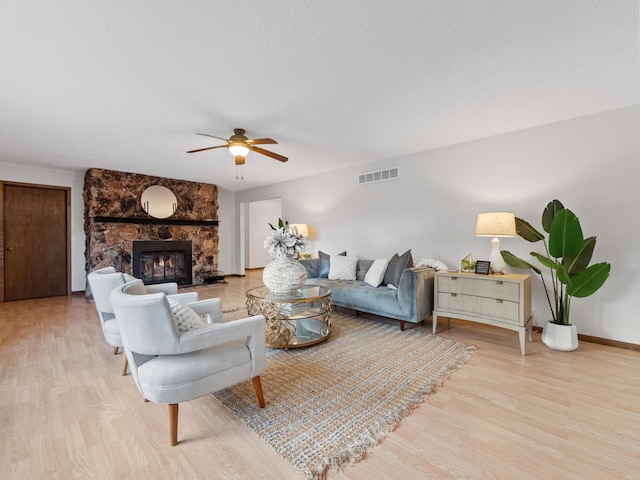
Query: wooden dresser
[[433, 271, 533, 355]]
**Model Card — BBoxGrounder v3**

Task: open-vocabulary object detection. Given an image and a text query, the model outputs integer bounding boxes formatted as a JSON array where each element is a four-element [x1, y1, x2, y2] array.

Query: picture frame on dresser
[[474, 260, 491, 275]]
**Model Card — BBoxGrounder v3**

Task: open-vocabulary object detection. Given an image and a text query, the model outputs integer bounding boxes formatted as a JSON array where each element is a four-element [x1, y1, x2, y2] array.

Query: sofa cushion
[[383, 249, 413, 287], [364, 258, 389, 287], [329, 255, 358, 281], [318, 250, 346, 278], [308, 279, 405, 319]]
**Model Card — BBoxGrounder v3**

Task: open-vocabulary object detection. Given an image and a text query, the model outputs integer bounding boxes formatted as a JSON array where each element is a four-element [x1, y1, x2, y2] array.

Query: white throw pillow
[[364, 258, 389, 287], [328, 255, 358, 281], [167, 298, 204, 332]]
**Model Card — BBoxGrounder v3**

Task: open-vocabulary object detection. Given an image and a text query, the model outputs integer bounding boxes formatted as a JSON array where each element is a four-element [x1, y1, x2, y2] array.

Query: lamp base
[[488, 236, 506, 274]]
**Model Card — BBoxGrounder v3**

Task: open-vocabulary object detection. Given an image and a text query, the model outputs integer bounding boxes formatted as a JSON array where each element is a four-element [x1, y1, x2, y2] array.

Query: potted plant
[[501, 199, 611, 351]]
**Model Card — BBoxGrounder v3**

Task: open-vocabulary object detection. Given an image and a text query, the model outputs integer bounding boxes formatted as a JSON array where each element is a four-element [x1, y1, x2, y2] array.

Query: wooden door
[[2, 183, 70, 301]]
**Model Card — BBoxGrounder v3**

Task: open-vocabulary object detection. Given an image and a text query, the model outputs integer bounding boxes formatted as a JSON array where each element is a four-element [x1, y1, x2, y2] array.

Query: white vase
[[262, 255, 307, 295], [541, 321, 579, 351]]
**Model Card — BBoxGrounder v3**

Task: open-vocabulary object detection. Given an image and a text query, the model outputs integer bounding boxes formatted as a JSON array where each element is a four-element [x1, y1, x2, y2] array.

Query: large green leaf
[[567, 262, 611, 298], [501, 250, 542, 274], [542, 199, 564, 233], [531, 251, 558, 270], [515, 217, 544, 242], [549, 209, 583, 259], [563, 236, 596, 275], [556, 264, 570, 285]]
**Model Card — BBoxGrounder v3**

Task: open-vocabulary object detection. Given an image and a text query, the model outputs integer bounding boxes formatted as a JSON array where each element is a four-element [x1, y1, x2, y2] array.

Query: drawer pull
[[496, 299, 503, 303], [451, 293, 457, 297], [451, 276, 458, 280], [496, 281, 503, 285]]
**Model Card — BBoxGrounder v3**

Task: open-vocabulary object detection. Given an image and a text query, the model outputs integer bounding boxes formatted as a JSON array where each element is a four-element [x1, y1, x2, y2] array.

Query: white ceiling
[[1, 1, 638, 191]]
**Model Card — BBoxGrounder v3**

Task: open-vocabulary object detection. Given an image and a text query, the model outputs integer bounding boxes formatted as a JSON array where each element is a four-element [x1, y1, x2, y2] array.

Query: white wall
[[0, 162, 86, 292], [234, 105, 640, 345]]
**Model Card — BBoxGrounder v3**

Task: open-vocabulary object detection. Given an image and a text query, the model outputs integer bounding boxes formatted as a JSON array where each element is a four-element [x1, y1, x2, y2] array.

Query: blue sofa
[[299, 258, 435, 330]]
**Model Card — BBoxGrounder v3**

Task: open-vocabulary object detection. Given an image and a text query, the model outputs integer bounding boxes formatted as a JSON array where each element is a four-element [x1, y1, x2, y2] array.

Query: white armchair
[[87, 267, 222, 375], [110, 279, 266, 446]]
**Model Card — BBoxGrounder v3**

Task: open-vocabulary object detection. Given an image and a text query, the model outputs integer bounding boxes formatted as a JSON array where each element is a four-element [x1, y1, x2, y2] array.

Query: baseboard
[[532, 325, 640, 352]]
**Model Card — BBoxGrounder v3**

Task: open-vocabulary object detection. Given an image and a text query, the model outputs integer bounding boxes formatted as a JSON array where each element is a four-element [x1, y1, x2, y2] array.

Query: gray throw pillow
[[318, 250, 346, 278], [382, 249, 413, 287]]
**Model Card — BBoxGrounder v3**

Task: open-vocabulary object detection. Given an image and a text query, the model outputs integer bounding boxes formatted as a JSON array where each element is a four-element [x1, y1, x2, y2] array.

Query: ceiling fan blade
[[252, 146, 288, 162], [186, 145, 227, 154], [248, 138, 278, 145], [196, 133, 229, 142]]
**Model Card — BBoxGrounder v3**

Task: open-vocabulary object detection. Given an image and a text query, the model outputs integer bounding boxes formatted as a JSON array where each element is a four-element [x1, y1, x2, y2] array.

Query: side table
[[246, 285, 332, 349], [433, 271, 533, 355]]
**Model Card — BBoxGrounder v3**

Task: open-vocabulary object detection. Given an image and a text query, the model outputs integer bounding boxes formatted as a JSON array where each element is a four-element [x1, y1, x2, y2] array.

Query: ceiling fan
[[187, 128, 288, 179]]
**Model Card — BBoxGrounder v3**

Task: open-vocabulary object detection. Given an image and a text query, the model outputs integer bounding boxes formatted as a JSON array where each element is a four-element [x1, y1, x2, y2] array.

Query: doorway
[[241, 198, 282, 270], [1, 182, 71, 302]]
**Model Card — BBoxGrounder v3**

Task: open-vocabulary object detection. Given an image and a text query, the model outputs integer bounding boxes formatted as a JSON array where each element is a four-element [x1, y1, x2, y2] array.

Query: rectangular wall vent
[[358, 167, 399, 185]]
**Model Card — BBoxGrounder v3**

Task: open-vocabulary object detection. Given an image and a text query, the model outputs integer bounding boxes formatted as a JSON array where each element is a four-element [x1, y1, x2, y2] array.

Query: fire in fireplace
[[132, 240, 193, 286]]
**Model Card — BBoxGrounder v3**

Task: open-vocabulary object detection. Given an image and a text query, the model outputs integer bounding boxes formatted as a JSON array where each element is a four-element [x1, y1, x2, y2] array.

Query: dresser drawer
[[438, 275, 520, 302], [437, 292, 520, 324]]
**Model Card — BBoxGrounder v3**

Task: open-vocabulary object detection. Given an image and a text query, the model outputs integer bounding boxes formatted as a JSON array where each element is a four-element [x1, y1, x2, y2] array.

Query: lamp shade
[[475, 212, 516, 237], [289, 223, 309, 237]]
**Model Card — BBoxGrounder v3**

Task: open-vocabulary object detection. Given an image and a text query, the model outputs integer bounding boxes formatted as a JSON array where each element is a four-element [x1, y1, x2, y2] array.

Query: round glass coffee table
[[246, 285, 332, 349]]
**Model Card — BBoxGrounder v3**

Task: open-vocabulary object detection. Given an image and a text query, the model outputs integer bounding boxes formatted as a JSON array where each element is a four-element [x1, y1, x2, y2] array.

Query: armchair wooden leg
[[113, 346, 119, 355], [252, 376, 266, 408], [169, 403, 179, 446], [121, 353, 128, 376]]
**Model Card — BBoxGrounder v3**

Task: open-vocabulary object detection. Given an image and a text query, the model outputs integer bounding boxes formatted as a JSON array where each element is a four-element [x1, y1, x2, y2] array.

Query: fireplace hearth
[[132, 240, 193, 286]]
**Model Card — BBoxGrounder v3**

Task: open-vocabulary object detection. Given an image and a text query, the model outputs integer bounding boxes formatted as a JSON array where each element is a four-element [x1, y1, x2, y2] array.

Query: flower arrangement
[[264, 218, 308, 258]]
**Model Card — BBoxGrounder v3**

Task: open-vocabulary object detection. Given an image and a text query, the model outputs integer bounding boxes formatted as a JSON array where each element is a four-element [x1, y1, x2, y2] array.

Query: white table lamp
[[288, 224, 308, 237], [475, 212, 516, 274]]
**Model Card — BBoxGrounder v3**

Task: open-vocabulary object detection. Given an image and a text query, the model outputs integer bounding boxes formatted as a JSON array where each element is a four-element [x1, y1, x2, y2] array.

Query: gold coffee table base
[[246, 285, 332, 349]]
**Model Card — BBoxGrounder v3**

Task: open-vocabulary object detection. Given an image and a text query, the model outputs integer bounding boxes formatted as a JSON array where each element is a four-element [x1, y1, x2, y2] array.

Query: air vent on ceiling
[[358, 167, 399, 185]]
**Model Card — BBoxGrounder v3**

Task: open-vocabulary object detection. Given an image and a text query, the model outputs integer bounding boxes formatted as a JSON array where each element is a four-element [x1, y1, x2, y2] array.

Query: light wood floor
[[1, 269, 639, 479]]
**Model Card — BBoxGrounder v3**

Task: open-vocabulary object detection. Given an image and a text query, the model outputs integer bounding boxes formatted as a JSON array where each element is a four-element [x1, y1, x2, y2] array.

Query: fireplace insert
[[132, 240, 193, 286]]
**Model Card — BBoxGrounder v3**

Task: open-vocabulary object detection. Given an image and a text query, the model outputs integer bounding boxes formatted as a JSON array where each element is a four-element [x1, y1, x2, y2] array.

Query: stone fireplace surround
[[84, 168, 219, 292]]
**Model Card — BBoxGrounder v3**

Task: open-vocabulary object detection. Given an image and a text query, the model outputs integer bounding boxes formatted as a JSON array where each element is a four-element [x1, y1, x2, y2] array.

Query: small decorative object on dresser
[[461, 252, 477, 273], [474, 260, 491, 275], [433, 271, 533, 355]]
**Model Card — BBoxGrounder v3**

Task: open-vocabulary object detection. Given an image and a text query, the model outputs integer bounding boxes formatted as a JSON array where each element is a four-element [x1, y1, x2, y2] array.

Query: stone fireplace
[[132, 240, 193, 286], [83, 168, 219, 294]]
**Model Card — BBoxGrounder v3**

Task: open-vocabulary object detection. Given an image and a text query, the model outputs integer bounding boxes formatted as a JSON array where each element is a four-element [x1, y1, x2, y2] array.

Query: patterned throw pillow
[[167, 298, 204, 332], [328, 255, 358, 281], [364, 258, 389, 287], [318, 251, 347, 278]]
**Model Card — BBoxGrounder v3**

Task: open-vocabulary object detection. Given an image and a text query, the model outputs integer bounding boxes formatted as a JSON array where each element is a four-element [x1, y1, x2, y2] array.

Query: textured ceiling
[[1, 1, 638, 191]]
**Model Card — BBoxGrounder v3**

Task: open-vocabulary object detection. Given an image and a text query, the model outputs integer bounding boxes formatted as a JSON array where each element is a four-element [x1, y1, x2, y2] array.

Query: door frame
[[0, 181, 72, 302]]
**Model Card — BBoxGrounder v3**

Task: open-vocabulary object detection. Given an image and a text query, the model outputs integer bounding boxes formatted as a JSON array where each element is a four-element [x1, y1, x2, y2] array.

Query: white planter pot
[[262, 256, 307, 295], [541, 321, 579, 351]]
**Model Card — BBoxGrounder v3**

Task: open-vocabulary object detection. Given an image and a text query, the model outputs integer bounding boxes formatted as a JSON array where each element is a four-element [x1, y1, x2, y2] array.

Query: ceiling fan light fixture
[[228, 143, 250, 157]]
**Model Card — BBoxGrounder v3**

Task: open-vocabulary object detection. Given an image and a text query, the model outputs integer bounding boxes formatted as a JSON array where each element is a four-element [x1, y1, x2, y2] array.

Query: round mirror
[[141, 185, 177, 219]]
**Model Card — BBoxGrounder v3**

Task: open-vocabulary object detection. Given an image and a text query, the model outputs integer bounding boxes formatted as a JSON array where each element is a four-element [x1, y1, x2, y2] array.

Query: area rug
[[215, 309, 475, 479]]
